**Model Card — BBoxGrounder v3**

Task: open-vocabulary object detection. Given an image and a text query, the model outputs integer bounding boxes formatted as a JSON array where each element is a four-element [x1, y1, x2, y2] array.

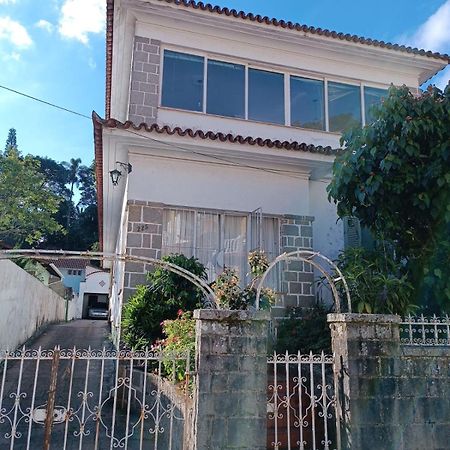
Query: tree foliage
[[328, 85, 450, 313], [0, 148, 63, 245], [1, 129, 98, 250]]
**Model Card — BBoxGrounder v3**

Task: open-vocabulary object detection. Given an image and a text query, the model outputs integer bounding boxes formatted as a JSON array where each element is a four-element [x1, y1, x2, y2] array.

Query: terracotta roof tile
[[50, 259, 89, 270], [93, 112, 338, 155]]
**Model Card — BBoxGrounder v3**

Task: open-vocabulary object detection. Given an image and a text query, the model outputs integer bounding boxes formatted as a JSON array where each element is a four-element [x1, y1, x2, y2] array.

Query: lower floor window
[[162, 208, 280, 285]]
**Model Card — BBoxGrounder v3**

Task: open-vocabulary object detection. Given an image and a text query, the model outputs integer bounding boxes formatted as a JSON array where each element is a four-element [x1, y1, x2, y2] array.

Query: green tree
[[4, 128, 17, 154], [0, 148, 63, 245], [62, 157, 82, 233], [327, 85, 450, 313]]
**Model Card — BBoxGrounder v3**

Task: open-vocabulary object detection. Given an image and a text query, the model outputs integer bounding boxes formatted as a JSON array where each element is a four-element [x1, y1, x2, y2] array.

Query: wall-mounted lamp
[[109, 161, 132, 186]]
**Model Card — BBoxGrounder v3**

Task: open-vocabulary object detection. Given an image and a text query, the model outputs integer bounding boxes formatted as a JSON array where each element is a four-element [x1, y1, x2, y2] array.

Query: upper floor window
[[160, 49, 388, 133], [328, 82, 361, 132], [248, 69, 285, 125], [207, 60, 245, 118], [161, 50, 204, 112], [291, 76, 325, 131], [364, 86, 388, 123]]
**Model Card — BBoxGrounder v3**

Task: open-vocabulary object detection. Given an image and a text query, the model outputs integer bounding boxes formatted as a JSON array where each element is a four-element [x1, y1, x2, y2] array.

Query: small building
[[78, 265, 110, 319]]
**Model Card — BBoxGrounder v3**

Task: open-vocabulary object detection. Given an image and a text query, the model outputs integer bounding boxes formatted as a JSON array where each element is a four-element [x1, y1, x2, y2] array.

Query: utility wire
[[0, 84, 91, 120], [0, 83, 317, 180]]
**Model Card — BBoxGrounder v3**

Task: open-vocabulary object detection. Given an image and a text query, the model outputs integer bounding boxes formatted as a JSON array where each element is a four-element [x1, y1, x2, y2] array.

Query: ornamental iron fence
[[267, 351, 338, 450], [400, 315, 450, 346], [0, 346, 191, 450]]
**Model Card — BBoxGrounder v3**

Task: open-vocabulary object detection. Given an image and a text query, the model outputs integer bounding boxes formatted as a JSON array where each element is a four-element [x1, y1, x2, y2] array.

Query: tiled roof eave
[[93, 113, 340, 156]]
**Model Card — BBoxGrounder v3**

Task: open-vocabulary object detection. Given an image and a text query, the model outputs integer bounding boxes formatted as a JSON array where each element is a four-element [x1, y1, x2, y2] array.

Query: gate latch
[[32, 406, 66, 425]]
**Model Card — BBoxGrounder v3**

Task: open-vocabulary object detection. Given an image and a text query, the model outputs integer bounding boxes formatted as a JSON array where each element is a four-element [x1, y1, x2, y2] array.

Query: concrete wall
[[0, 260, 70, 350], [193, 309, 270, 450], [328, 313, 450, 450]]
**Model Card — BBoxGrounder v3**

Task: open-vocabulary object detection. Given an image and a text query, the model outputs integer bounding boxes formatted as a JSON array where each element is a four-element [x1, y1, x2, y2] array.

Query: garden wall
[[328, 313, 450, 450], [0, 259, 71, 350]]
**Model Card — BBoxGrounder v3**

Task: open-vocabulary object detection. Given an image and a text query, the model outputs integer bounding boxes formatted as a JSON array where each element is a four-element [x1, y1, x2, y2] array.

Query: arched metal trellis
[[255, 250, 351, 313], [0, 249, 218, 309]]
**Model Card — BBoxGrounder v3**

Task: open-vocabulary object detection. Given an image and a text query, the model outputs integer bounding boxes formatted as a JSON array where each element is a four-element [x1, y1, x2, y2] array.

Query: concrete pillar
[[327, 313, 402, 450], [193, 309, 270, 450]]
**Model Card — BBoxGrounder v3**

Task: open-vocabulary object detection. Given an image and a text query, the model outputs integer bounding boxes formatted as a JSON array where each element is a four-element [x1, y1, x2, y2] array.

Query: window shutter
[[344, 216, 361, 248]]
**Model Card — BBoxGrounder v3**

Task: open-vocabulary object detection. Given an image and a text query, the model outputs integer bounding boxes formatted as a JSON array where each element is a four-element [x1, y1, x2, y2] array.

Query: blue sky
[[0, 0, 449, 165]]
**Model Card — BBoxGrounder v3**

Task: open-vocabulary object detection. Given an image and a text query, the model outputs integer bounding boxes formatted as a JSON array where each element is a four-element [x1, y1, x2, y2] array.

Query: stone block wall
[[193, 310, 270, 450], [328, 313, 450, 450], [123, 200, 163, 301], [128, 36, 161, 124], [280, 215, 315, 308]]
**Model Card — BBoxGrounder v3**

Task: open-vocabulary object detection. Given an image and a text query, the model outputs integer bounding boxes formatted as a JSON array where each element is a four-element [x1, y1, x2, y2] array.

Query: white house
[[77, 265, 110, 319], [94, 0, 448, 333]]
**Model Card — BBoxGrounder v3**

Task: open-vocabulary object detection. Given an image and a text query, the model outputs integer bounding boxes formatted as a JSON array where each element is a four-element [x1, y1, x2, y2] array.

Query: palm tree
[[62, 158, 82, 243]]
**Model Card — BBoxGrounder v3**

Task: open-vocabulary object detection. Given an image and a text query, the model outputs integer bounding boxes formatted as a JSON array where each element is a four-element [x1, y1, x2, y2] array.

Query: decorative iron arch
[[0, 249, 218, 309], [255, 250, 351, 313]]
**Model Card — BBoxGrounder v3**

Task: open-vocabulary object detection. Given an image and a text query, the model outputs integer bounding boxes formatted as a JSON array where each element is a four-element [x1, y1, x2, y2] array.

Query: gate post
[[192, 309, 270, 450], [327, 313, 401, 450]]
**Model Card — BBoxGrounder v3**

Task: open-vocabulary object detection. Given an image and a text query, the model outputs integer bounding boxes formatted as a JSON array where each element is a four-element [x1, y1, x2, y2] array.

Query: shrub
[[275, 304, 332, 354], [160, 311, 196, 383], [121, 254, 207, 349], [211, 250, 276, 310], [333, 247, 415, 315]]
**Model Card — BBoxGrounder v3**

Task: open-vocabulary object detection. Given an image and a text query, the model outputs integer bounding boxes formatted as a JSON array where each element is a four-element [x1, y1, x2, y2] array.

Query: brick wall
[[128, 36, 161, 124], [328, 313, 450, 450], [123, 201, 163, 301], [280, 215, 315, 308]]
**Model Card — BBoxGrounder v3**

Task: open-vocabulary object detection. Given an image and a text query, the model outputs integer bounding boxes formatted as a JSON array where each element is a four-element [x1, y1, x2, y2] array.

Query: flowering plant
[[212, 251, 276, 310]]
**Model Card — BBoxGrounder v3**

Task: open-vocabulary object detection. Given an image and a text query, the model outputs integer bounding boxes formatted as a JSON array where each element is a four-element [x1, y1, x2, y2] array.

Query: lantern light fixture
[[109, 161, 132, 186]]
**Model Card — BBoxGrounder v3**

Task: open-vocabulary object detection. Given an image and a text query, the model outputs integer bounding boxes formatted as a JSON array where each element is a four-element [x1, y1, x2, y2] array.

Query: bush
[[160, 311, 196, 383], [333, 247, 415, 315], [275, 304, 332, 354], [212, 250, 276, 310], [121, 254, 207, 349]]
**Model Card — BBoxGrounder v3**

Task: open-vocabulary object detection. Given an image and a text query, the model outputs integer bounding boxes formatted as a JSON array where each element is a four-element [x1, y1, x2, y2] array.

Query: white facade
[[77, 265, 110, 319], [97, 0, 447, 327]]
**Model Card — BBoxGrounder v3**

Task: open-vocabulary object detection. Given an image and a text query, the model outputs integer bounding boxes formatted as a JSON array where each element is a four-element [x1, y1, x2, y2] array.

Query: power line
[[0, 83, 314, 180], [0, 84, 91, 120]]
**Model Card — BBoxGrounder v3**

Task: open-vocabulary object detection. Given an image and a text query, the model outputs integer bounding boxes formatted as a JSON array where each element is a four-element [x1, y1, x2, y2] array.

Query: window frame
[[161, 206, 281, 285], [159, 46, 389, 133]]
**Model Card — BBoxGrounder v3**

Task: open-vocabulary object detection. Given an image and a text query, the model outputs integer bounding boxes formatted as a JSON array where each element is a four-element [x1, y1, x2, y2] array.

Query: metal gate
[[267, 352, 338, 450], [0, 346, 191, 449]]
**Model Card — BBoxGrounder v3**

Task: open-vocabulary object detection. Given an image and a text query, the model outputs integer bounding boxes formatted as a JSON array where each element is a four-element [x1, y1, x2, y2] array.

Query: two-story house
[[94, 0, 448, 333]]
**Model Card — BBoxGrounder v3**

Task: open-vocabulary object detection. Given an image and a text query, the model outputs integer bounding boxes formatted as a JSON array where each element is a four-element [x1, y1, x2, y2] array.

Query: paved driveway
[[0, 320, 117, 449]]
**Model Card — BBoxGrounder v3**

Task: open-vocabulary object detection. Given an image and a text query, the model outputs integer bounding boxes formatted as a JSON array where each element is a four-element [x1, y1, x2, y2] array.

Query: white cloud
[[0, 16, 33, 48], [0, 0, 18, 5], [36, 19, 54, 33], [403, 0, 450, 52], [58, 0, 105, 45]]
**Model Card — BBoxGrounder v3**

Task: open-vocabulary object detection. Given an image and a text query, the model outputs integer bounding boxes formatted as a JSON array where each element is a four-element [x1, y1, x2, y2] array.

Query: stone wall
[[279, 215, 315, 309], [123, 200, 163, 301], [328, 313, 450, 450], [193, 309, 270, 449], [128, 36, 161, 124]]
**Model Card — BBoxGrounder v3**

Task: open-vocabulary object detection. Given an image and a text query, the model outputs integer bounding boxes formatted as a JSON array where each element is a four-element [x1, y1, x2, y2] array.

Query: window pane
[[223, 216, 247, 282], [207, 60, 245, 118], [248, 69, 284, 124], [195, 212, 220, 281], [328, 82, 361, 132], [364, 86, 388, 123], [290, 77, 325, 130], [161, 50, 204, 111], [262, 218, 280, 291], [162, 209, 195, 257]]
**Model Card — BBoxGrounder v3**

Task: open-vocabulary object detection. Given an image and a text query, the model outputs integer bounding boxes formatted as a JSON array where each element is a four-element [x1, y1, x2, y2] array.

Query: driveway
[[0, 320, 116, 449]]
